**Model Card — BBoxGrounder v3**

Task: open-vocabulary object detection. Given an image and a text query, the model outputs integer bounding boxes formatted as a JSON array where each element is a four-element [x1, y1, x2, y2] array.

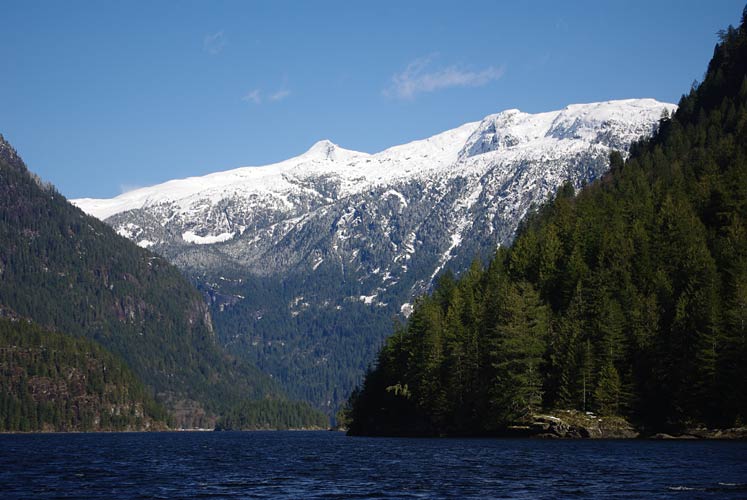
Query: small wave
[[667, 486, 705, 491], [714, 482, 747, 491], [668, 483, 747, 493]]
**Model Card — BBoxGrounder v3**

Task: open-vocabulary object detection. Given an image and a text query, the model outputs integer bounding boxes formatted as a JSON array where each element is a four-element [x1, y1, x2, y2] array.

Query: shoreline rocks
[[519, 411, 747, 440], [527, 411, 639, 439]]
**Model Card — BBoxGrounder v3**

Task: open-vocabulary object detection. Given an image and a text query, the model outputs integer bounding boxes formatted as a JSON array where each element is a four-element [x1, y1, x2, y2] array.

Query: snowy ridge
[[74, 99, 670, 223], [74, 122, 475, 222], [73, 98, 675, 297]]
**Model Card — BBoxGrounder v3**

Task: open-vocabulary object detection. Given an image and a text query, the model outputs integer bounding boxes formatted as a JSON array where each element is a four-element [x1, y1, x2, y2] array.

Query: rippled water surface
[[1, 431, 746, 499]]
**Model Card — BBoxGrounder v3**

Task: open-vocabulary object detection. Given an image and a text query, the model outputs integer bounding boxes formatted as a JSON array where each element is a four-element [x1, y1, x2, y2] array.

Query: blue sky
[[1, 0, 745, 199]]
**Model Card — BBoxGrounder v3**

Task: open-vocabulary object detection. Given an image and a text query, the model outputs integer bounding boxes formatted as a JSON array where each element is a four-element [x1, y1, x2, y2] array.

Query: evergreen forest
[[347, 11, 747, 436], [0, 136, 326, 430], [0, 317, 169, 431]]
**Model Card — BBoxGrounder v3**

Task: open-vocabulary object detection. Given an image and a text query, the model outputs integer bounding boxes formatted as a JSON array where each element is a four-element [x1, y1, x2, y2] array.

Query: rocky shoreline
[[508, 410, 747, 440]]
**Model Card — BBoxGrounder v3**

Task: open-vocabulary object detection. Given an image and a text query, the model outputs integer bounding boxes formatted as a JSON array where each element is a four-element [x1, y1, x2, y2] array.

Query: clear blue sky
[[1, 0, 745, 199]]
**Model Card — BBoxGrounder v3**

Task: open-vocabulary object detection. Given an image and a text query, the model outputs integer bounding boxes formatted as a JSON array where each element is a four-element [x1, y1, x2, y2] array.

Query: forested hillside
[[215, 399, 329, 431], [0, 138, 325, 429], [347, 10, 747, 436], [0, 316, 169, 431]]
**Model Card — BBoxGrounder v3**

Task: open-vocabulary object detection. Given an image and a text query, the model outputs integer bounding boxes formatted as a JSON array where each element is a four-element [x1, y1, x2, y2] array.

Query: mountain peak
[[303, 139, 340, 160], [298, 139, 367, 164], [460, 99, 676, 158], [73, 99, 675, 222]]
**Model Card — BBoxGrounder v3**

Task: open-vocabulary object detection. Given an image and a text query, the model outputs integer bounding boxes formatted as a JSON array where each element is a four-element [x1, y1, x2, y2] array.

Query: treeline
[[346, 9, 747, 436], [215, 399, 329, 431], [0, 318, 169, 431]]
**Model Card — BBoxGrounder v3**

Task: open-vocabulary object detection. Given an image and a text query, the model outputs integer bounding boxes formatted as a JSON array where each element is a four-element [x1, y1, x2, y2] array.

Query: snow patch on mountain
[[182, 230, 236, 245]]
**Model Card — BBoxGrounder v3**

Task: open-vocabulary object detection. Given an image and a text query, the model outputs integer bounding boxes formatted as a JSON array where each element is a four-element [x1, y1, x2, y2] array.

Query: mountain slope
[[73, 99, 675, 412], [0, 136, 324, 428], [0, 314, 169, 432], [75, 99, 673, 279], [347, 11, 747, 436]]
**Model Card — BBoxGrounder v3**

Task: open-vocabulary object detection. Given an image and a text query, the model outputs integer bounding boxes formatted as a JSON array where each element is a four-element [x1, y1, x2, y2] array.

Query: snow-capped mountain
[[73, 98, 675, 411]]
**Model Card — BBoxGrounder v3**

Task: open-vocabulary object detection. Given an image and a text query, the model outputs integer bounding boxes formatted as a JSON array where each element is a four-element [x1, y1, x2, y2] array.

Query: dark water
[[1, 431, 746, 499]]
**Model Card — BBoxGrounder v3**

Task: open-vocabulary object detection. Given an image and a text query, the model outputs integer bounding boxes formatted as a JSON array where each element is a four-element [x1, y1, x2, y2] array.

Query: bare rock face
[[528, 411, 639, 439]]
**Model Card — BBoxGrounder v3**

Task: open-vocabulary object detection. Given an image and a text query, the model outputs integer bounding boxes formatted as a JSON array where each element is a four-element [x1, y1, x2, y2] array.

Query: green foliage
[[594, 360, 622, 416], [208, 272, 396, 414], [215, 399, 328, 431], [485, 281, 549, 427], [0, 318, 169, 431], [0, 139, 324, 430], [348, 9, 747, 435]]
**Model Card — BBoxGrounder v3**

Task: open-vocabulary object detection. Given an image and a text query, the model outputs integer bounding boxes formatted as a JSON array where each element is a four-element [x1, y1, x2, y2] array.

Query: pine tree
[[486, 282, 549, 426]]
